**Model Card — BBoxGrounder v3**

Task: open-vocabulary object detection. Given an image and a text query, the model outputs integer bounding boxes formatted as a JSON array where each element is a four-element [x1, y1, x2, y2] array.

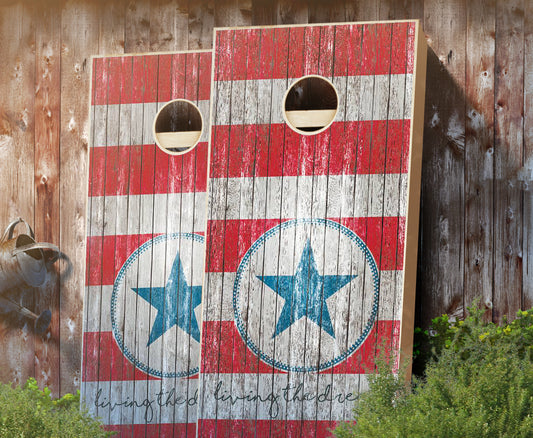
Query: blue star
[[133, 252, 202, 346], [257, 239, 357, 339]]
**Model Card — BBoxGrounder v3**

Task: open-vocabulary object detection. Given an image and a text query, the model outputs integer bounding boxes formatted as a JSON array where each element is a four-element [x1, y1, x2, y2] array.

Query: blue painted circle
[[110, 232, 204, 378], [232, 218, 380, 373]]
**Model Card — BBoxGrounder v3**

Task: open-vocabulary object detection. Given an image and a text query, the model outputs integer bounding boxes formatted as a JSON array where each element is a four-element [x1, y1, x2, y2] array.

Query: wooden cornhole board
[[197, 21, 426, 435], [82, 50, 211, 436]]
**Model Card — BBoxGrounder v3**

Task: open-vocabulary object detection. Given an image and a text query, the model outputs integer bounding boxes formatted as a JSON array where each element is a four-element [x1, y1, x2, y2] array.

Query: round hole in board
[[153, 99, 203, 155], [283, 75, 339, 135]]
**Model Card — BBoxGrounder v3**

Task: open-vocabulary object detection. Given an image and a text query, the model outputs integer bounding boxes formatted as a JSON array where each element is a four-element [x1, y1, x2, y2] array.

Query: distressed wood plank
[[465, 0, 495, 317], [60, 0, 99, 395], [188, 0, 214, 50], [0, 0, 36, 388], [524, 0, 533, 310], [215, 0, 252, 27], [98, 0, 126, 55], [345, 0, 379, 22], [275, 0, 308, 24], [33, 0, 61, 397], [493, 0, 524, 321], [149, 0, 188, 52], [308, 0, 347, 23], [419, 0, 466, 326], [125, 0, 150, 53]]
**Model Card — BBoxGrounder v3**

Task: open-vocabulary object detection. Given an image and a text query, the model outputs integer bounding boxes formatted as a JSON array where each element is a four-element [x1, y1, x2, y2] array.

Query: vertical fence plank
[[0, 1, 36, 388], [215, 0, 252, 27], [125, 0, 150, 53], [150, 0, 188, 52], [98, 0, 126, 55], [275, 0, 308, 25], [522, 1, 533, 311], [188, 0, 214, 50], [308, 0, 347, 23], [418, 0, 466, 326], [59, 0, 99, 395], [34, 1, 61, 396], [493, 0, 524, 321], [465, 0, 495, 317]]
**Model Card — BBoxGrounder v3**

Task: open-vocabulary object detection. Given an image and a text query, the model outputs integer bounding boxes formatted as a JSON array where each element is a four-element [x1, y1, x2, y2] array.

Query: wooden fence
[[0, 0, 530, 399]]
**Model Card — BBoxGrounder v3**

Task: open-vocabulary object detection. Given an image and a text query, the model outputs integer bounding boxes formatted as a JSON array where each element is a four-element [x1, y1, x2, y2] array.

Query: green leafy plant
[[0, 378, 113, 437], [335, 304, 533, 438]]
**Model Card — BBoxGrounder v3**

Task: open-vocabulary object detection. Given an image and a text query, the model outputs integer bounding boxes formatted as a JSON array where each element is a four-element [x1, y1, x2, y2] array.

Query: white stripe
[[87, 192, 207, 236], [82, 379, 198, 426], [83, 268, 402, 335], [208, 174, 406, 221], [91, 100, 211, 147], [215, 75, 412, 125], [198, 373, 369, 422], [202, 270, 402, 322]]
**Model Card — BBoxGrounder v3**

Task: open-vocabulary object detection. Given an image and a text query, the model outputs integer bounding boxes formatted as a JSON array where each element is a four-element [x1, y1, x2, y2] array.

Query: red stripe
[[197, 419, 337, 437], [88, 142, 208, 197], [171, 52, 186, 99], [106, 423, 195, 438], [93, 57, 108, 105], [318, 25, 335, 77], [157, 54, 172, 102], [201, 320, 397, 375], [407, 22, 416, 74], [232, 29, 248, 80], [107, 57, 121, 105], [86, 234, 159, 286], [83, 331, 160, 382], [144, 56, 159, 103], [206, 217, 405, 273], [273, 28, 290, 79], [391, 22, 410, 75], [198, 51, 212, 101], [185, 52, 199, 100], [86, 232, 205, 286], [121, 56, 133, 104], [201, 321, 286, 374], [215, 23, 414, 81], [92, 52, 211, 105], [209, 121, 411, 179], [303, 26, 321, 76], [132, 56, 145, 104], [288, 27, 305, 78], [321, 320, 399, 374]]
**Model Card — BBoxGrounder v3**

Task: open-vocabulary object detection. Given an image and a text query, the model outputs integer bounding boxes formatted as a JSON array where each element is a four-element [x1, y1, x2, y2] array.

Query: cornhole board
[[197, 21, 427, 436], [82, 50, 211, 436]]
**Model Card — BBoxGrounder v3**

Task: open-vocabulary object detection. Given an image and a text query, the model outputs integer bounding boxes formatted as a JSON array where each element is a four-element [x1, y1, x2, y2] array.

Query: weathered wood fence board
[[0, 0, 532, 409]]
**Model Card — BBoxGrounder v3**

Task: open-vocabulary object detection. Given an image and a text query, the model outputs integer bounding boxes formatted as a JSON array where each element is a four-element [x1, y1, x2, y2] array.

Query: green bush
[[335, 305, 533, 438], [0, 378, 112, 437]]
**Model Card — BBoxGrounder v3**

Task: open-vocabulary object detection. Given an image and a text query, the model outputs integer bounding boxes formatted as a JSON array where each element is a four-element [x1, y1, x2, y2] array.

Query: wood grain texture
[[465, 0, 495, 317], [33, 1, 61, 396], [188, 0, 214, 49], [419, 0, 466, 326], [0, 0, 36, 388], [493, 0, 524, 322], [524, 0, 533, 310], [150, 0, 188, 51], [59, 0, 99, 395]]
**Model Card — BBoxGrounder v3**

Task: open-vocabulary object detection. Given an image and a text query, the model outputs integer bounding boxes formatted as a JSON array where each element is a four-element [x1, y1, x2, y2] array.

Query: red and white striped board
[[82, 50, 211, 437], [198, 21, 427, 436]]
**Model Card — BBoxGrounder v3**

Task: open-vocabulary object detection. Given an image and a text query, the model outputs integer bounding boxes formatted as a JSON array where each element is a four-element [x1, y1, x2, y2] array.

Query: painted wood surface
[[197, 21, 426, 435], [1, 0, 532, 415], [82, 51, 211, 436]]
